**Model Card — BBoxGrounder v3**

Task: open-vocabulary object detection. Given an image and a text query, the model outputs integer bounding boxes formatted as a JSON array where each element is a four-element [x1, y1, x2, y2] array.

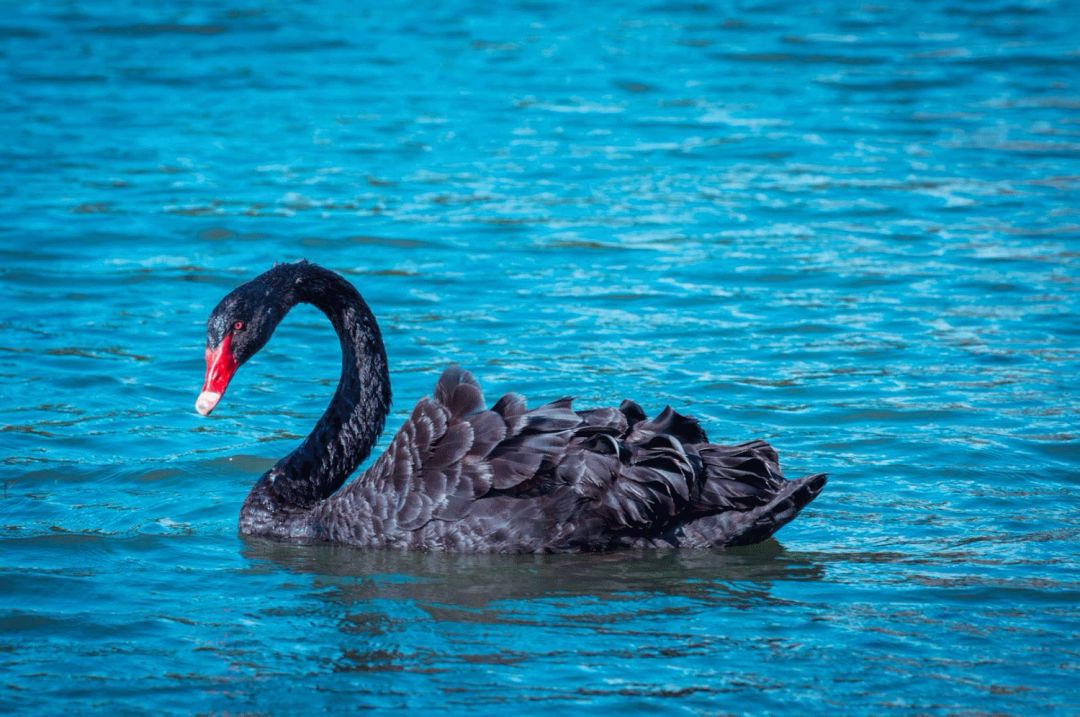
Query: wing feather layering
[[312, 367, 825, 552]]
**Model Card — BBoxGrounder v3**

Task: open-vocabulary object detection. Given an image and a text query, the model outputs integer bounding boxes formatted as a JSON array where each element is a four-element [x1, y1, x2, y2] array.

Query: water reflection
[[240, 538, 829, 677], [241, 537, 825, 610]]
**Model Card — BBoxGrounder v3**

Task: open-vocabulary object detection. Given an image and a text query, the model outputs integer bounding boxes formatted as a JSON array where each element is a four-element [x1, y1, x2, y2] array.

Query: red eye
[[233, 321, 245, 331]]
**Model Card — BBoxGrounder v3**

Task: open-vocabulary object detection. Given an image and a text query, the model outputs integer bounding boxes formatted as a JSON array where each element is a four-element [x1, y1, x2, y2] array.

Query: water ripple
[[1, 0, 1078, 713]]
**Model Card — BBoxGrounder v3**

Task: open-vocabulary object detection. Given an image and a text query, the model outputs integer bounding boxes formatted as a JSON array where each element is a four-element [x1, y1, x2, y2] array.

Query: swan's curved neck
[[257, 264, 391, 509]]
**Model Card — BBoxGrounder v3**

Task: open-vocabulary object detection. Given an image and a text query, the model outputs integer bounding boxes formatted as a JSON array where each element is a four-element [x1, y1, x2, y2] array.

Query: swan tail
[[550, 409, 826, 550], [678, 471, 827, 548]]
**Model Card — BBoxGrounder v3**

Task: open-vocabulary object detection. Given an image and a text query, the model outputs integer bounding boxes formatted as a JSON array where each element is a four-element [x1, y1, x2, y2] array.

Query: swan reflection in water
[[241, 536, 825, 611], [239, 537, 826, 675]]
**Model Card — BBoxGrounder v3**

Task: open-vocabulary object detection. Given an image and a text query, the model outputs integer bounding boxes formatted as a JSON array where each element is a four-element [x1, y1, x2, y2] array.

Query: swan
[[196, 260, 826, 552]]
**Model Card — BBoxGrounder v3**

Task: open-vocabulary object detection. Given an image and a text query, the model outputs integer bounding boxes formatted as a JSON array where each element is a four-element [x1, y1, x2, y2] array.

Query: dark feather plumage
[[305, 368, 825, 552], [207, 262, 825, 553]]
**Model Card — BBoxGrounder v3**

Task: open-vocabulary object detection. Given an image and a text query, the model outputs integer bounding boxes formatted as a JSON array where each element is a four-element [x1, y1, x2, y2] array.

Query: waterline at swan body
[[197, 261, 826, 553]]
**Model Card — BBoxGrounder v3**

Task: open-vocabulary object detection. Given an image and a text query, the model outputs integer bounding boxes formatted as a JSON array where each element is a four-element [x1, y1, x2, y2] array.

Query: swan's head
[[196, 273, 289, 416]]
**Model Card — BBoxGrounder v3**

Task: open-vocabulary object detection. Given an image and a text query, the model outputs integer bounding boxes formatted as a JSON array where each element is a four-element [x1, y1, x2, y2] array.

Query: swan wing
[[339, 367, 506, 533], [334, 367, 824, 550]]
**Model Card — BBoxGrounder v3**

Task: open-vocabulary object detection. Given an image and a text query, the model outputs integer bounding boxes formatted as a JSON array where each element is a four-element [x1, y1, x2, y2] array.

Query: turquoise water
[[2, 0, 1079, 712]]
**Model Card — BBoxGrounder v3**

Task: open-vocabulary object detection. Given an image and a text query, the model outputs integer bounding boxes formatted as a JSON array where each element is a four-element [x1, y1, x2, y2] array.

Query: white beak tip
[[195, 391, 222, 416]]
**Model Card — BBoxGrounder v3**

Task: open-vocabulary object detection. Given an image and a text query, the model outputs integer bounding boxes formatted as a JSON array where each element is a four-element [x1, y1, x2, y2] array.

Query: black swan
[[196, 261, 826, 552]]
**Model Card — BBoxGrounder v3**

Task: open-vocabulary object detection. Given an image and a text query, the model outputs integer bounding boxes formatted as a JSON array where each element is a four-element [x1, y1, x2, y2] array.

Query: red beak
[[195, 333, 238, 416]]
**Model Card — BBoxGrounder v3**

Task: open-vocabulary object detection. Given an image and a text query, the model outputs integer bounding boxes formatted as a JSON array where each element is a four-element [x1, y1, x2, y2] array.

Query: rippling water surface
[[2, 0, 1078, 713]]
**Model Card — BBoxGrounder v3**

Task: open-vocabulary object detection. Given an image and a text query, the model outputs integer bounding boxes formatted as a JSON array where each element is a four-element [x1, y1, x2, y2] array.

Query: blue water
[[2, 0, 1079, 713]]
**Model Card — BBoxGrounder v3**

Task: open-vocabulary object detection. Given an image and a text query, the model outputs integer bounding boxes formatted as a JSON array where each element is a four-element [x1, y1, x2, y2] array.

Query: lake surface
[[2, 0, 1078, 713]]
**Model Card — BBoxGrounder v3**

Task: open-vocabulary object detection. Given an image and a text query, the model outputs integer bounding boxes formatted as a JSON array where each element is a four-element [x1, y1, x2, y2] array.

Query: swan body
[[198, 261, 825, 553]]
